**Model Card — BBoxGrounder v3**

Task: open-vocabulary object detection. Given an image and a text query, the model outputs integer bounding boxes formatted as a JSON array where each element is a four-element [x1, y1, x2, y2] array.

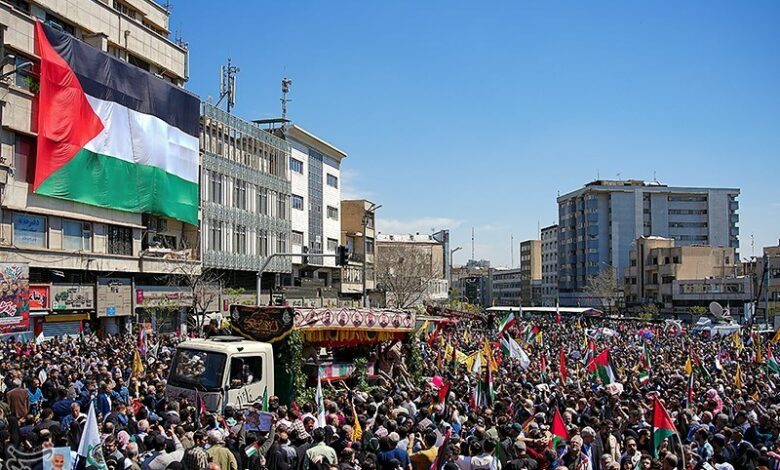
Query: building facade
[[557, 180, 740, 306], [541, 224, 558, 306], [200, 104, 292, 300], [520, 239, 542, 305], [758, 241, 780, 322], [623, 236, 747, 312], [490, 267, 522, 306], [375, 233, 448, 308], [339, 199, 377, 304], [0, 0, 198, 338]]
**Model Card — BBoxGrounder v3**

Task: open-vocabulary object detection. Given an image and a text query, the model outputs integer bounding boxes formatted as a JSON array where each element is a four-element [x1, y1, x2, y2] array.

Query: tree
[[584, 266, 620, 313], [639, 303, 659, 320], [376, 245, 439, 309], [159, 260, 222, 336]]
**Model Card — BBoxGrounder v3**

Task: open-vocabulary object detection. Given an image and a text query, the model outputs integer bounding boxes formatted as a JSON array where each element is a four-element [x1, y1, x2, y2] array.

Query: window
[[326, 174, 338, 188], [108, 225, 133, 255], [277, 232, 287, 253], [630, 259, 637, 267], [366, 237, 375, 254], [277, 194, 288, 220], [327, 206, 339, 220], [113, 0, 138, 19], [45, 13, 74, 35], [13, 133, 35, 183], [290, 158, 303, 174], [233, 179, 246, 210], [63, 220, 91, 251], [292, 194, 304, 211], [256, 230, 268, 257], [291, 231, 304, 246], [13, 55, 36, 92], [257, 188, 268, 215], [209, 171, 223, 204], [127, 54, 150, 72], [229, 356, 263, 387], [673, 256, 679, 264], [234, 225, 247, 254], [327, 238, 338, 252], [208, 219, 223, 251], [13, 213, 46, 248]]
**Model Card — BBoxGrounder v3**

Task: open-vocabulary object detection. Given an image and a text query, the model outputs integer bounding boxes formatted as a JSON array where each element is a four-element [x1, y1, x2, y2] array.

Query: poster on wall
[[51, 285, 94, 310], [0, 263, 30, 334], [97, 277, 132, 317], [28, 285, 50, 310]]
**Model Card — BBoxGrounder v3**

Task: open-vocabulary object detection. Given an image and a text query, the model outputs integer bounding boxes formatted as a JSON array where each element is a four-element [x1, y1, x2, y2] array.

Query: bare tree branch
[[376, 245, 438, 309]]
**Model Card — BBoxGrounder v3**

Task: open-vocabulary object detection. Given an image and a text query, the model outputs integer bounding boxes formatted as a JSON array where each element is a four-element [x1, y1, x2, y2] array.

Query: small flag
[[500, 334, 530, 369], [195, 388, 207, 422], [772, 328, 780, 345], [735, 363, 744, 388], [497, 312, 516, 335], [77, 402, 108, 470], [767, 348, 780, 375], [316, 372, 326, 428], [638, 370, 650, 385], [683, 357, 693, 375], [687, 372, 695, 406], [652, 396, 678, 457], [587, 349, 616, 384], [550, 408, 569, 448], [642, 343, 652, 370], [245, 441, 261, 457], [261, 386, 269, 411], [559, 349, 568, 383], [35, 331, 45, 345], [352, 413, 363, 441], [438, 380, 451, 405], [132, 348, 145, 378]]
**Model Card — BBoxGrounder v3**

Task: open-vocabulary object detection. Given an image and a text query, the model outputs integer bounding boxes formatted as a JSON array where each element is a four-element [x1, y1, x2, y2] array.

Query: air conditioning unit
[[82, 223, 92, 234]]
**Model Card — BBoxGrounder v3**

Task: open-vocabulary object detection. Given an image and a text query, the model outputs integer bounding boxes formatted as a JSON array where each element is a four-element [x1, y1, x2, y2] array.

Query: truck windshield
[[168, 348, 227, 391]]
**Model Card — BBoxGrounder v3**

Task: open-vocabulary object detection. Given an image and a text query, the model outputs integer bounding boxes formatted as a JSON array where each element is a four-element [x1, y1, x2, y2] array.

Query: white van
[[165, 336, 274, 411]]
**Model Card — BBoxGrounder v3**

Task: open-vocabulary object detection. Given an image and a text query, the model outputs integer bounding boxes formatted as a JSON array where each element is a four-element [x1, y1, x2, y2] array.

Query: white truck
[[165, 336, 274, 411]]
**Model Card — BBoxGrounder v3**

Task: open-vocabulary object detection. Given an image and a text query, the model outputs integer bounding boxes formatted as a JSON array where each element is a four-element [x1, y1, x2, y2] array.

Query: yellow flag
[[772, 328, 780, 345], [756, 340, 764, 364], [535, 331, 543, 345], [733, 331, 743, 351], [132, 349, 145, 378], [735, 363, 743, 388], [683, 357, 693, 375], [483, 340, 498, 372], [352, 413, 363, 441]]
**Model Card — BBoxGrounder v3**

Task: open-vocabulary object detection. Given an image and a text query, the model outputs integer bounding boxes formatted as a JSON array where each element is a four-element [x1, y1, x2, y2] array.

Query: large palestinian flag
[[34, 22, 199, 225]]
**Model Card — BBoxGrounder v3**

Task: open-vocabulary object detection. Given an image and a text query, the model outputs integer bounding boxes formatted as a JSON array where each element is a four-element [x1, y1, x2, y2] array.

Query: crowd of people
[[0, 314, 777, 470]]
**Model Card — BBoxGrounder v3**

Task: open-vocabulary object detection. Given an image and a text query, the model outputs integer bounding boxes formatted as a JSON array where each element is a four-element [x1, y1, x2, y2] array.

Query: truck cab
[[165, 336, 274, 411]]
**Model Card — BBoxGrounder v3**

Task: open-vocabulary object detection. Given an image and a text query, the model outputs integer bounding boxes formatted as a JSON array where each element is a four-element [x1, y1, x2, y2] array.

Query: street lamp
[[362, 203, 382, 307]]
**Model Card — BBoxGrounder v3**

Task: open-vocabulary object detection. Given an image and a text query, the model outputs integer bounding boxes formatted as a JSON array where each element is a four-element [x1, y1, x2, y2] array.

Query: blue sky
[[171, 1, 780, 266]]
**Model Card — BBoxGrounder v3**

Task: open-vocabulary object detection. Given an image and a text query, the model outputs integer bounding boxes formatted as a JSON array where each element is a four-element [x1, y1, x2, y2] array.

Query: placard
[[0, 263, 30, 334], [51, 285, 94, 310], [97, 277, 131, 317], [230, 305, 294, 343], [28, 284, 50, 310]]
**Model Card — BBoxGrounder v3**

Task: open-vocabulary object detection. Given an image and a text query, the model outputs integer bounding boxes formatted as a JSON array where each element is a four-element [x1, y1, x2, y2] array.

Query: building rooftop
[[376, 233, 441, 244]]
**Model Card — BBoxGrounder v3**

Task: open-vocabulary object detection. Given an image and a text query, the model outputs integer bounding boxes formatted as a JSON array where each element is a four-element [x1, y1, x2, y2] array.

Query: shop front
[[136, 285, 221, 336], [47, 284, 95, 337], [29, 284, 50, 337], [97, 277, 133, 335]]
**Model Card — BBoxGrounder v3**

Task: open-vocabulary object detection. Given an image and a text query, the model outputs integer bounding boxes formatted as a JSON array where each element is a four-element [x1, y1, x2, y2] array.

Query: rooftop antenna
[[216, 57, 239, 113], [281, 76, 292, 119], [511, 234, 515, 267]]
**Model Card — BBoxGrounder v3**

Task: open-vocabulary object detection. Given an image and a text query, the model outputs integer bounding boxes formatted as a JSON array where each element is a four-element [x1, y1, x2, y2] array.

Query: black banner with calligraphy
[[229, 305, 295, 343]]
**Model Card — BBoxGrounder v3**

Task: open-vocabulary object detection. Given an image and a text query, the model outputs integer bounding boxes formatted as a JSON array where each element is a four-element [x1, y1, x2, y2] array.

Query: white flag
[[35, 332, 45, 345], [501, 335, 530, 370], [315, 372, 326, 428], [78, 402, 108, 470], [472, 352, 482, 375]]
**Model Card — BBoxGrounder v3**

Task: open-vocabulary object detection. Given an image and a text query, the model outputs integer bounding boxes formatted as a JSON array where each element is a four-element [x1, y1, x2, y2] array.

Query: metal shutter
[[43, 322, 80, 338]]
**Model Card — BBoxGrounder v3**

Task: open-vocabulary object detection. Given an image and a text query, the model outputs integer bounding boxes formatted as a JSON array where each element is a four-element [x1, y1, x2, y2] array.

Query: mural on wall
[[0, 263, 30, 334]]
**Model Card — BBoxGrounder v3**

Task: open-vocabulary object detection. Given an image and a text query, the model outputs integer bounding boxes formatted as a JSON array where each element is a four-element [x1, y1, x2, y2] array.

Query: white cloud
[[377, 217, 463, 235], [340, 168, 374, 201]]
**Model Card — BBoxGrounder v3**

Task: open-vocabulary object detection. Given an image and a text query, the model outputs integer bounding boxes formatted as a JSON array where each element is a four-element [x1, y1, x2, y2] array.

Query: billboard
[[0, 263, 30, 334], [97, 277, 132, 317], [28, 284, 50, 310]]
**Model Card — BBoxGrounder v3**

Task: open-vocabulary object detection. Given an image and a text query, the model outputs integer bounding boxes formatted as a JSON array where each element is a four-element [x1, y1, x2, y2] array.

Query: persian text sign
[[28, 284, 50, 310], [230, 305, 295, 343], [97, 277, 131, 317], [51, 285, 94, 310], [0, 263, 30, 334]]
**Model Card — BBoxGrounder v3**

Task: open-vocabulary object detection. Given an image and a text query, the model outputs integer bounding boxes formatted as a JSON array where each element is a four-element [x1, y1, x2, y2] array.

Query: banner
[[28, 284, 50, 310], [51, 285, 94, 310], [97, 277, 132, 317], [230, 305, 295, 343], [0, 263, 30, 334]]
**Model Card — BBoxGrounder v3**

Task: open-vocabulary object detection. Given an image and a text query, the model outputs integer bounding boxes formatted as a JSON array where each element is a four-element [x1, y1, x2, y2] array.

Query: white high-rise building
[[541, 224, 558, 306]]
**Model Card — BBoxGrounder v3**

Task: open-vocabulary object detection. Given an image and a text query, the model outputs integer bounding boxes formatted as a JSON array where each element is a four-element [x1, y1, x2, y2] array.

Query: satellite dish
[[709, 302, 724, 319]]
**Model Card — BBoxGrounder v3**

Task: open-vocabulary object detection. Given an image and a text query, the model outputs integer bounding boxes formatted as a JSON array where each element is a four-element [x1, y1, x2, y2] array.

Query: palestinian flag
[[652, 396, 678, 457], [687, 372, 695, 407], [497, 312, 516, 335], [767, 348, 780, 375], [550, 408, 569, 448], [34, 22, 199, 224], [587, 349, 616, 384], [642, 343, 652, 370]]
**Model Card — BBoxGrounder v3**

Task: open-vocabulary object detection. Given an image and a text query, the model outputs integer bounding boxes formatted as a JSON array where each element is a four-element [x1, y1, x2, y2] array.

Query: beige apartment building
[[624, 236, 751, 313], [375, 233, 448, 308], [0, 0, 198, 338], [520, 239, 542, 305], [338, 199, 377, 305], [757, 241, 780, 321]]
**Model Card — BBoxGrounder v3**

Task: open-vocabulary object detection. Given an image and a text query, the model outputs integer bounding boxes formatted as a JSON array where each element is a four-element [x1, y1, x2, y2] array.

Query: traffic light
[[302, 246, 309, 265], [336, 245, 349, 266]]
